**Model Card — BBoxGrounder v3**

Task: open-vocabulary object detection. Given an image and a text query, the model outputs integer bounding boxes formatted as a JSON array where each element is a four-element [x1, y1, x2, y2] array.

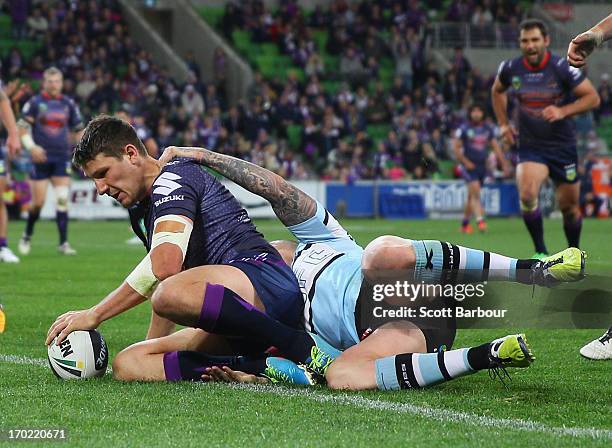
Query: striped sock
[[375, 343, 491, 390], [411, 240, 536, 284]]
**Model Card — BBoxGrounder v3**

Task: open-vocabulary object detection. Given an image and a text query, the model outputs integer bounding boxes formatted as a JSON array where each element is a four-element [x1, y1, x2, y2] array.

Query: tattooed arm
[[160, 146, 316, 226]]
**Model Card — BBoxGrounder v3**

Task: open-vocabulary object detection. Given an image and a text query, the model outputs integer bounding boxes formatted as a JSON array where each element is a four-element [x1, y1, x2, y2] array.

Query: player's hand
[[542, 105, 566, 122], [30, 145, 47, 163], [45, 309, 100, 346], [499, 124, 516, 146], [158, 146, 178, 166], [463, 159, 476, 170], [567, 30, 601, 68], [202, 366, 269, 384], [6, 132, 21, 157]]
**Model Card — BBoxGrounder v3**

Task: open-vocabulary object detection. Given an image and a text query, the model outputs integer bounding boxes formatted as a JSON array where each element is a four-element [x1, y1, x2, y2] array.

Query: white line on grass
[[2, 354, 610, 441], [226, 383, 612, 441]]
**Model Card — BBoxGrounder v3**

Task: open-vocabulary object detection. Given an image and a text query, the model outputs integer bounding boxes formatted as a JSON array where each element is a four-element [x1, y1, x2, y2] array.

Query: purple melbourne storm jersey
[[21, 92, 82, 157], [454, 122, 495, 164], [497, 52, 585, 150], [129, 158, 276, 268]]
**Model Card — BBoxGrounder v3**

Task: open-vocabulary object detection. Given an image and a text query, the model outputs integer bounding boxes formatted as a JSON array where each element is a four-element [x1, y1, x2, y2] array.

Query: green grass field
[[0, 218, 610, 447]]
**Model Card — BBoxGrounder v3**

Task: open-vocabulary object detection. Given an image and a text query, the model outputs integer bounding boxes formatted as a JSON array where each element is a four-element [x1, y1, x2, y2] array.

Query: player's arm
[[451, 131, 474, 169], [69, 101, 84, 145], [491, 76, 515, 146], [17, 110, 47, 163], [160, 146, 316, 226], [0, 87, 20, 157], [568, 13, 612, 68], [542, 78, 600, 122], [45, 214, 193, 345], [490, 137, 510, 175]]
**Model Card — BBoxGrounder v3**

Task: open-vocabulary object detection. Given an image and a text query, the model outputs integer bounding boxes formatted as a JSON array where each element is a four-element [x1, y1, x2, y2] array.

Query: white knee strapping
[[55, 186, 69, 212]]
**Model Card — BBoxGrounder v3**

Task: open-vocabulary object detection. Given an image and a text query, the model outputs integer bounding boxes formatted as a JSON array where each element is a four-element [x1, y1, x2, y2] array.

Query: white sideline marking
[[227, 384, 612, 441], [2, 354, 610, 441]]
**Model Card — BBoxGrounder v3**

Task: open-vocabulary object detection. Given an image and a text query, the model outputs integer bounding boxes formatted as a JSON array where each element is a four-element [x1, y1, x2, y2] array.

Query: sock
[[476, 216, 484, 223], [522, 208, 547, 254], [24, 209, 40, 239], [412, 240, 538, 284], [56, 211, 68, 245], [163, 351, 268, 382], [461, 218, 469, 227], [197, 284, 314, 363], [563, 214, 582, 248], [375, 343, 491, 390], [0, 237, 6, 248]]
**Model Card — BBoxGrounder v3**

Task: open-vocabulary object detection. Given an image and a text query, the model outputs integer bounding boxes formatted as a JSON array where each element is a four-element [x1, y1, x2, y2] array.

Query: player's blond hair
[[43, 67, 63, 79]]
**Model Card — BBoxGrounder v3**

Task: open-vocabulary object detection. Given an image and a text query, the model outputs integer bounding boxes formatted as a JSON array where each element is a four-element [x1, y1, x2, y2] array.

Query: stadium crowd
[[0, 0, 608, 190]]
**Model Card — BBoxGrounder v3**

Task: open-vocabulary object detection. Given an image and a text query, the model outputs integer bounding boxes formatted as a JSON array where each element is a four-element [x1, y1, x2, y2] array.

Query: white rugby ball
[[47, 330, 108, 379]]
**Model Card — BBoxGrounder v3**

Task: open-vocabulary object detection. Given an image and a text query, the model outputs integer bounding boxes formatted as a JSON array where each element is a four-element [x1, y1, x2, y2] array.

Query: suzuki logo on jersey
[[154, 195, 185, 207], [153, 172, 182, 196]]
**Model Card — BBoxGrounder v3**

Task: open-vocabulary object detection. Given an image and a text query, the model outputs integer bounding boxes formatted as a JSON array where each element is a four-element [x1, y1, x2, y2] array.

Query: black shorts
[[517, 145, 578, 184], [354, 280, 457, 353], [228, 251, 303, 328]]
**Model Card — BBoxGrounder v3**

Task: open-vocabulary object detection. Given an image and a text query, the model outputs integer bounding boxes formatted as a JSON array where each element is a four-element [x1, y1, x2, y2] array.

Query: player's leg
[[50, 175, 75, 254], [19, 177, 49, 255], [461, 176, 475, 234], [151, 265, 339, 376], [112, 328, 236, 381], [471, 178, 486, 232], [325, 321, 426, 390], [556, 181, 582, 248], [0, 174, 19, 263], [326, 321, 534, 391], [362, 235, 584, 285], [516, 161, 550, 256]]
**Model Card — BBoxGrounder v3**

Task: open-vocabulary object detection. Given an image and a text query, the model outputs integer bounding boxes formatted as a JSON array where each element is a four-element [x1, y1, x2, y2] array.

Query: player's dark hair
[[73, 114, 148, 168], [519, 19, 548, 38], [469, 103, 485, 116]]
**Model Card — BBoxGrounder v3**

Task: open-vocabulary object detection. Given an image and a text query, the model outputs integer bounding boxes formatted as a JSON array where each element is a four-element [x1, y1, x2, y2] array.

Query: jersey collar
[[41, 91, 63, 100], [522, 51, 551, 72]]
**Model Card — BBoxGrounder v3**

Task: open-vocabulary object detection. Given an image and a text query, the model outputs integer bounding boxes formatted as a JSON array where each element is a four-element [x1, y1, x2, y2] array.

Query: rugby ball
[[47, 330, 108, 379]]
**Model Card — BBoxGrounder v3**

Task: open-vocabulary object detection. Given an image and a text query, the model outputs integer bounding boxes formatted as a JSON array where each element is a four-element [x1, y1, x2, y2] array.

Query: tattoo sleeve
[[182, 147, 316, 226]]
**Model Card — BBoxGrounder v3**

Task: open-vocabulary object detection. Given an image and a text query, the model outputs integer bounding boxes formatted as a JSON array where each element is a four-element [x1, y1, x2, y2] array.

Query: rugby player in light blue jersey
[[160, 146, 586, 391]]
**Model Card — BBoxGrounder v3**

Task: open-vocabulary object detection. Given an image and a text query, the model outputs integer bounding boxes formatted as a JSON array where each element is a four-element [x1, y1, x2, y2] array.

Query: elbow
[[150, 244, 184, 281], [152, 260, 182, 281], [592, 93, 601, 109]]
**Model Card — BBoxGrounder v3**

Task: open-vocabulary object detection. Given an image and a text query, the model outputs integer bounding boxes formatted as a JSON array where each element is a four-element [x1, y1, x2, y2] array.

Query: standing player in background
[[566, 12, 612, 361], [492, 19, 600, 258], [453, 104, 509, 233], [0, 77, 21, 263], [17, 67, 83, 256]]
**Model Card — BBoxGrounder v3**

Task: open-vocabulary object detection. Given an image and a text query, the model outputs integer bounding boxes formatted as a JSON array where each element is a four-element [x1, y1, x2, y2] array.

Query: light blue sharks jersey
[[287, 202, 363, 350]]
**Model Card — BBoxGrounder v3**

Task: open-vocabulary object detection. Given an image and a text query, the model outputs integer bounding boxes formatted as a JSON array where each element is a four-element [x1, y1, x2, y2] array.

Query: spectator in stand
[[9, 0, 29, 40], [181, 84, 205, 117], [26, 6, 48, 39], [339, 46, 366, 87]]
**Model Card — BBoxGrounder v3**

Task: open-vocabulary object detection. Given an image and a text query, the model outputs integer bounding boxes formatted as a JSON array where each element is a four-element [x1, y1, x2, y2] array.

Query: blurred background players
[[567, 12, 612, 361], [453, 104, 508, 233], [492, 19, 600, 259], [0, 76, 21, 263], [17, 67, 83, 256]]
